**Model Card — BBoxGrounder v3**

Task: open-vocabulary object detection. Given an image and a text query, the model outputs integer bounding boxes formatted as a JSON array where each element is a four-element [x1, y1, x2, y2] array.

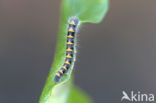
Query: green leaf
[[66, 86, 93, 103], [39, 0, 109, 103], [62, 0, 109, 23]]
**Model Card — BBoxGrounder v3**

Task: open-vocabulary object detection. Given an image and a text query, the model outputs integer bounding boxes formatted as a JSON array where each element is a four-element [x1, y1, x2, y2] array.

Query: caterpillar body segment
[[54, 17, 79, 82]]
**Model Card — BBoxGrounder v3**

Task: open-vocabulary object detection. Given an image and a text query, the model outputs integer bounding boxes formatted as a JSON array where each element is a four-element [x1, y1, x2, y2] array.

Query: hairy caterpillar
[[54, 17, 79, 82]]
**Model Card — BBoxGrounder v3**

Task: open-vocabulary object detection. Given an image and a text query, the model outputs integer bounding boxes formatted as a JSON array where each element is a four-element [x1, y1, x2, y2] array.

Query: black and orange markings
[[54, 17, 79, 82]]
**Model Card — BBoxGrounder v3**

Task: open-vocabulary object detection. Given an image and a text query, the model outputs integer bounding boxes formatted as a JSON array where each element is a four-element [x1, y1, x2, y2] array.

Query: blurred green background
[[0, 0, 156, 103]]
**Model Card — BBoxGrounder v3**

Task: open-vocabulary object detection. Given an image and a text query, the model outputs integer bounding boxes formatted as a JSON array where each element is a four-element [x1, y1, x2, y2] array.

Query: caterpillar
[[54, 17, 79, 82]]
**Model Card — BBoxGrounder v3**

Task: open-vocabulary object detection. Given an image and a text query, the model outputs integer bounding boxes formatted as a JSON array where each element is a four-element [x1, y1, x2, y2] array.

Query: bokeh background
[[0, 0, 156, 103]]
